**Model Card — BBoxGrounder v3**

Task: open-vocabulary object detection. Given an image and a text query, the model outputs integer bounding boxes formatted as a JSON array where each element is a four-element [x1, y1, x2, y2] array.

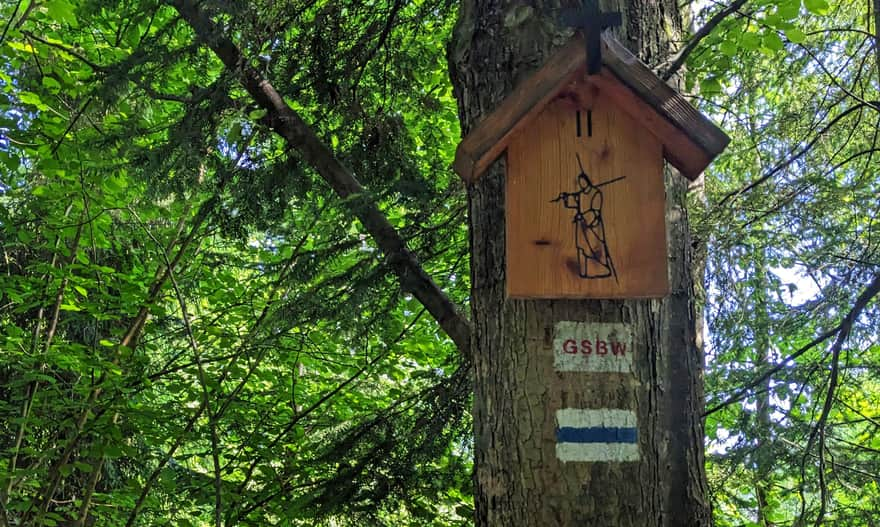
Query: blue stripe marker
[[556, 409, 640, 462], [556, 426, 638, 444]]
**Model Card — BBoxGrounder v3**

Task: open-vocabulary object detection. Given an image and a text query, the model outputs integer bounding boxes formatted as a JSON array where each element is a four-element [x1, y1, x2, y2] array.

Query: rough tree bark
[[449, 1, 712, 525]]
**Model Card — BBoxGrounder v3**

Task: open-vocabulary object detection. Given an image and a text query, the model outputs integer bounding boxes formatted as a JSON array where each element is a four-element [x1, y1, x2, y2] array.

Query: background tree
[[692, 0, 880, 523]]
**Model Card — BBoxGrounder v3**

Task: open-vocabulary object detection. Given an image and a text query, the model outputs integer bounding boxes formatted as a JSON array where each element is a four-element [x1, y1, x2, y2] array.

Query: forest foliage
[[0, 0, 878, 525]]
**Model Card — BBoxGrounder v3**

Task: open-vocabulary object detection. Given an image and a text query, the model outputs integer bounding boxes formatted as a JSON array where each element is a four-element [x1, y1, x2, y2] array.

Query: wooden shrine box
[[454, 33, 729, 299]]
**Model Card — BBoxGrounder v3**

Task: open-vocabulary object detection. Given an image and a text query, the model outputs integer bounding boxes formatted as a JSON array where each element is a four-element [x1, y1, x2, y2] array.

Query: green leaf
[[73, 285, 88, 297], [248, 108, 268, 120], [0, 152, 20, 171], [740, 33, 761, 51], [785, 28, 806, 43], [16, 230, 33, 244], [803, 0, 829, 15], [762, 32, 784, 52], [45, 0, 79, 27], [31, 185, 51, 197], [42, 76, 61, 91], [6, 41, 35, 53], [74, 461, 94, 472], [719, 40, 738, 56], [59, 303, 81, 311], [776, 0, 801, 19], [700, 77, 723, 95], [101, 176, 125, 194], [228, 122, 243, 145], [103, 445, 124, 458], [18, 91, 48, 110], [764, 31, 785, 51]]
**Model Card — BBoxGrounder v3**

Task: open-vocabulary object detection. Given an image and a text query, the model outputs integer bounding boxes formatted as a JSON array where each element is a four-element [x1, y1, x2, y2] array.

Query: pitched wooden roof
[[453, 33, 730, 182]]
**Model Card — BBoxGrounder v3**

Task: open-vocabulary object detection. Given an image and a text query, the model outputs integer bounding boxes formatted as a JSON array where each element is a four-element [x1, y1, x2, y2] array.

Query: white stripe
[[556, 442, 640, 463], [556, 408, 637, 429]]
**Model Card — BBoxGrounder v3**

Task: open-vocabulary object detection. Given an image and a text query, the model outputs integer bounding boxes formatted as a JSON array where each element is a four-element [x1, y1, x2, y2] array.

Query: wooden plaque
[[506, 78, 669, 299]]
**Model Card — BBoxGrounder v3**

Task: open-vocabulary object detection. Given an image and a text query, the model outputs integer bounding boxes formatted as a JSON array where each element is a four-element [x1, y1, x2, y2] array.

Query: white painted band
[[556, 408, 637, 429], [556, 442, 640, 462]]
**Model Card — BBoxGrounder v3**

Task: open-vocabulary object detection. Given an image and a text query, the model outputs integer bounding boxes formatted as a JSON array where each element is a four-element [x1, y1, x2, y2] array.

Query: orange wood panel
[[505, 78, 669, 299]]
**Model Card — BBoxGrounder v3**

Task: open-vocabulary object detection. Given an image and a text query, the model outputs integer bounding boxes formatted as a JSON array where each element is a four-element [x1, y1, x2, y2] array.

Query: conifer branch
[[171, 0, 472, 354]]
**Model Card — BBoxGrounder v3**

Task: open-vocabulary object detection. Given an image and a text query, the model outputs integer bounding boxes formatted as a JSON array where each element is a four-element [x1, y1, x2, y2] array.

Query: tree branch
[[0, 0, 23, 48], [715, 101, 875, 209], [661, 0, 749, 81], [351, 0, 404, 98], [706, 271, 880, 418], [30, 199, 211, 523], [804, 270, 880, 527], [131, 207, 223, 527], [3, 207, 83, 524], [21, 30, 105, 72], [170, 0, 471, 354], [703, 323, 840, 416]]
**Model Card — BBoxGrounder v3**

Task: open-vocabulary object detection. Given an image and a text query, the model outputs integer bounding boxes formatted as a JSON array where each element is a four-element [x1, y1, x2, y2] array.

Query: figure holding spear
[[551, 153, 625, 281]]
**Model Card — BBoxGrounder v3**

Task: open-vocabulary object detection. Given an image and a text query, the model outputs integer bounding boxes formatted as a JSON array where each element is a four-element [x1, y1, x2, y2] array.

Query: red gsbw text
[[561, 338, 627, 356]]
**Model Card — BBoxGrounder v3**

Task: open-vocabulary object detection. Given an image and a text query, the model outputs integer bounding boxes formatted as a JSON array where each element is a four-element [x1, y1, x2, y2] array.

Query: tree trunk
[[449, 1, 712, 525]]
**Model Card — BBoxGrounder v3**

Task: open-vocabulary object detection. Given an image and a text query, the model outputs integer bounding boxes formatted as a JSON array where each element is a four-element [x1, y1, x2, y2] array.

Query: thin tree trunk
[[873, 0, 880, 84], [754, 248, 773, 526], [449, 1, 712, 525]]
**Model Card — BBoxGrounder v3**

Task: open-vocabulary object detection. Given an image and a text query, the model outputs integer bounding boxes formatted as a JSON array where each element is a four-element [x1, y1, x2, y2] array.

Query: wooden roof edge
[[453, 37, 586, 183], [454, 32, 731, 184], [588, 70, 711, 181], [601, 33, 731, 159]]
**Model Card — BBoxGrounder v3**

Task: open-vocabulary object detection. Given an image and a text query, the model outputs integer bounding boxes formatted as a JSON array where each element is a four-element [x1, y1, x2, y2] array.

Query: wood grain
[[506, 78, 669, 299]]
